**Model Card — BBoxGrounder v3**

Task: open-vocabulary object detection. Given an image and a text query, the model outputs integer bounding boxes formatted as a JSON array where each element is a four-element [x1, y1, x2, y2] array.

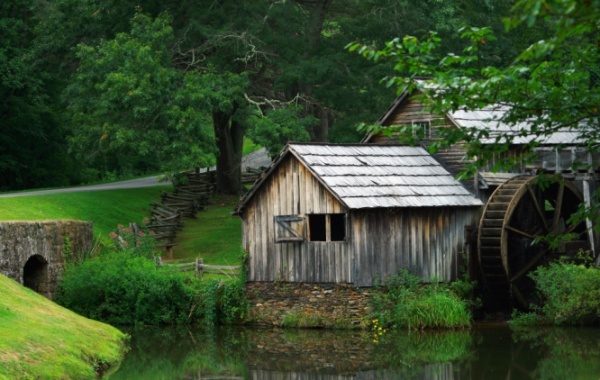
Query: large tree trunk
[[301, 0, 334, 142], [213, 108, 245, 195]]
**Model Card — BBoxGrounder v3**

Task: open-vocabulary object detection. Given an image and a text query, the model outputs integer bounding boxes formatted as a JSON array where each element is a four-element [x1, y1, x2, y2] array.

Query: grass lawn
[[0, 186, 171, 243], [0, 274, 127, 379], [171, 194, 243, 266]]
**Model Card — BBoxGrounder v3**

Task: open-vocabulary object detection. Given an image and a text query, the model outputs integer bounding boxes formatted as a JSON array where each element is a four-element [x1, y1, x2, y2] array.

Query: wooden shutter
[[275, 215, 305, 242]]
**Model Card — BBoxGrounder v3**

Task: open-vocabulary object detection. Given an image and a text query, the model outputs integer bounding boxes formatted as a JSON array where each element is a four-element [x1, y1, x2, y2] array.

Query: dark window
[[308, 213, 346, 242], [309, 214, 327, 241], [412, 121, 431, 139], [330, 214, 346, 241]]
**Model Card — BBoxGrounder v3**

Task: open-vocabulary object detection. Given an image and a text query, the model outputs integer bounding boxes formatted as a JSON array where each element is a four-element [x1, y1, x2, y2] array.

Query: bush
[[371, 270, 472, 330], [57, 251, 202, 325], [512, 262, 600, 326]]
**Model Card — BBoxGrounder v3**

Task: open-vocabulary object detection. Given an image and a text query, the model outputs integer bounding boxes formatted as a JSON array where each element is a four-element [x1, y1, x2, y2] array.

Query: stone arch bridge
[[0, 221, 93, 299]]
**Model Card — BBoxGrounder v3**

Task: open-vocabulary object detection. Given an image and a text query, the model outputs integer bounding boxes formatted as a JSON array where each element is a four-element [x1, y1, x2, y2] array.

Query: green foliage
[[350, 0, 600, 176], [66, 11, 216, 177], [371, 270, 471, 330], [57, 249, 202, 325], [247, 106, 315, 158], [197, 276, 248, 328], [57, 220, 249, 326], [512, 262, 600, 326]]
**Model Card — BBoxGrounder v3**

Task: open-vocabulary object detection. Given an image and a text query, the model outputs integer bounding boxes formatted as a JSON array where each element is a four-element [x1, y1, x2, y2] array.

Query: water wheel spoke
[[566, 219, 585, 234], [551, 182, 565, 234], [504, 225, 536, 240], [511, 284, 529, 309], [509, 246, 549, 283], [479, 175, 589, 312], [526, 184, 549, 232]]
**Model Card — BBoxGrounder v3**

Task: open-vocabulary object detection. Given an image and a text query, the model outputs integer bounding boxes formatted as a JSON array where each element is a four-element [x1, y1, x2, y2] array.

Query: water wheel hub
[[477, 175, 589, 310]]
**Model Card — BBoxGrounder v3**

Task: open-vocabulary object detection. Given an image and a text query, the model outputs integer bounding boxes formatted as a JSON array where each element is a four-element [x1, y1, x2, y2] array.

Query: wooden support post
[[584, 176, 600, 266], [195, 258, 204, 278]]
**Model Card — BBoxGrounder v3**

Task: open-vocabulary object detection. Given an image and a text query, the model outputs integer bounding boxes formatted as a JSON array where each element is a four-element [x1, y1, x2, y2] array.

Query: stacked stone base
[[246, 282, 372, 328]]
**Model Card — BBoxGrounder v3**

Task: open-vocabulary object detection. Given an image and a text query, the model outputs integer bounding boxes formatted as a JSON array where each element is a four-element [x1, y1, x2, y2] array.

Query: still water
[[110, 324, 600, 380]]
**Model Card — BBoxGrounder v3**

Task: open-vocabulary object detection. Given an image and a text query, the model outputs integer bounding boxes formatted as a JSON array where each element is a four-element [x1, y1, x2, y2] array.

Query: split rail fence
[[154, 257, 240, 278]]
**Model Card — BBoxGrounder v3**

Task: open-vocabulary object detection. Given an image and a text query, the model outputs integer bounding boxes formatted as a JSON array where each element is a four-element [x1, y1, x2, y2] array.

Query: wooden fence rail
[[155, 257, 240, 278]]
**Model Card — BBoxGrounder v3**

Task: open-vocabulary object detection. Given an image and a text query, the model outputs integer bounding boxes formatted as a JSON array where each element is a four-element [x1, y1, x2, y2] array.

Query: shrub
[[57, 251, 201, 325], [371, 270, 472, 330], [58, 228, 250, 326], [196, 268, 249, 327], [512, 262, 600, 326]]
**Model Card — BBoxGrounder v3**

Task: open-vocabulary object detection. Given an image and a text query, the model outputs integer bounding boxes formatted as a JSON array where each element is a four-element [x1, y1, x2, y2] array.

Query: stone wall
[[246, 282, 373, 327], [0, 220, 93, 299]]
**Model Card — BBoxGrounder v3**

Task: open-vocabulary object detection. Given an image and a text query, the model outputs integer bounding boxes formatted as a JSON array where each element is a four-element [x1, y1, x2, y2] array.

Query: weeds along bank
[[56, 229, 473, 329], [56, 228, 599, 328]]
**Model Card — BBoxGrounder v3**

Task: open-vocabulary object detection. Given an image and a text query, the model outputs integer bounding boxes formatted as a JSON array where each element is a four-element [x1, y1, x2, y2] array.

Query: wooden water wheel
[[478, 175, 590, 310]]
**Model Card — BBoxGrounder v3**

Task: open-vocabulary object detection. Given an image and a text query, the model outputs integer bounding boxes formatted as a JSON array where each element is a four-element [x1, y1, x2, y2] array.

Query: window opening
[[309, 214, 327, 241], [412, 121, 431, 139], [330, 214, 346, 241], [309, 213, 346, 242]]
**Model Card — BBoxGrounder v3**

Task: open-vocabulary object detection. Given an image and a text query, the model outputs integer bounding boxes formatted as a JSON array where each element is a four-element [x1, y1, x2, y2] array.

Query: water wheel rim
[[478, 174, 587, 309]]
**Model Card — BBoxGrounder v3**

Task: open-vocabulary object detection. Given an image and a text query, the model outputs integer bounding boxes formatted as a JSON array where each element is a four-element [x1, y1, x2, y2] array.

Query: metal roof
[[235, 143, 482, 212], [450, 105, 584, 145], [367, 85, 586, 146]]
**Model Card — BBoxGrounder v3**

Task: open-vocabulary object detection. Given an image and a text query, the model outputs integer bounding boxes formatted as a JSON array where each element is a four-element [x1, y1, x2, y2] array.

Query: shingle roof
[[366, 85, 587, 146], [450, 105, 584, 145], [235, 143, 482, 212]]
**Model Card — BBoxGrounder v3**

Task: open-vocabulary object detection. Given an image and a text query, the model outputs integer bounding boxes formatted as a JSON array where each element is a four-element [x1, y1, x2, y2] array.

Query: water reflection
[[111, 324, 600, 380]]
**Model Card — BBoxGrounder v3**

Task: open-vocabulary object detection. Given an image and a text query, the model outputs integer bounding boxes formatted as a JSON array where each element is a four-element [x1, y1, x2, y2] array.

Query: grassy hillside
[[171, 194, 243, 265], [0, 274, 127, 379], [0, 186, 244, 265], [0, 186, 171, 243]]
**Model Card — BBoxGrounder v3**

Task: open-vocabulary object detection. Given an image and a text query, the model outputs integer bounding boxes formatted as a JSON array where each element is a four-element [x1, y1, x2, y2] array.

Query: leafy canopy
[[349, 0, 600, 176], [66, 11, 216, 174]]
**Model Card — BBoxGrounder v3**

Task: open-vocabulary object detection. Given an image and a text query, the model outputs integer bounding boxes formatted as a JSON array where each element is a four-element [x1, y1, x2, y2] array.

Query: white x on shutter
[[274, 215, 305, 242]]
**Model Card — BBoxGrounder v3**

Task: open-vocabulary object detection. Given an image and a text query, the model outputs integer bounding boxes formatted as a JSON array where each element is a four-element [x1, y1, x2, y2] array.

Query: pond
[[110, 324, 600, 380]]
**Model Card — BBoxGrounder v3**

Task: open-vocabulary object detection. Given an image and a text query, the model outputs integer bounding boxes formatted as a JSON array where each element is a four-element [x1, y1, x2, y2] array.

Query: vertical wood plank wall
[[241, 155, 480, 286], [242, 156, 352, 283], [351, 207, 478, 286]]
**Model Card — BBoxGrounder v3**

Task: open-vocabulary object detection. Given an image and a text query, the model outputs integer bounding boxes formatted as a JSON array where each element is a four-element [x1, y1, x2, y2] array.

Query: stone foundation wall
[[246, 282, 373, 327], [0, 220, 93, 299]]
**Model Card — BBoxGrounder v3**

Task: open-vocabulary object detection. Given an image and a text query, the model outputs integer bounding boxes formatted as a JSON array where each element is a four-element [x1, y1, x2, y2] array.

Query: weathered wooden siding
[[242, 155, 352, 283], [369, 98, 449, 144], [351, 207, 478, 286]]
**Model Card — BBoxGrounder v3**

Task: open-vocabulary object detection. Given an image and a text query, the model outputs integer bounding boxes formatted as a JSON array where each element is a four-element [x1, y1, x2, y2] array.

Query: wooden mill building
[[234, 143, 482, 287], [362, 86, 599, 308]]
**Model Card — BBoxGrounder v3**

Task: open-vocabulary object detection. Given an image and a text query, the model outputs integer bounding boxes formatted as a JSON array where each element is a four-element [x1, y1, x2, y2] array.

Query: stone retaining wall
[[246, 282, 373, 327], [0, 220, 93, 299]]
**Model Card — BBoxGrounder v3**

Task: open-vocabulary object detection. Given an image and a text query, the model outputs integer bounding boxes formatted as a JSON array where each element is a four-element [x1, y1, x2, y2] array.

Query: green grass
[[0, 274, 128, 379], [171, 194, 243, 266], [242, 137, 261, 156], [0, 187, 171, 243]]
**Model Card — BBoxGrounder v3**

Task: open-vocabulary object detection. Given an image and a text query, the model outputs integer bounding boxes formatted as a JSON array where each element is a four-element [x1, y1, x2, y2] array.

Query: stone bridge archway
[[0, 221, 93, 299]]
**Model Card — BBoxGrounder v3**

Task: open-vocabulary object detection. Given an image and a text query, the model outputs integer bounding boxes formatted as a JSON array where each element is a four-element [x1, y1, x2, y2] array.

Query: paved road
[[0, 148, 272, 198]]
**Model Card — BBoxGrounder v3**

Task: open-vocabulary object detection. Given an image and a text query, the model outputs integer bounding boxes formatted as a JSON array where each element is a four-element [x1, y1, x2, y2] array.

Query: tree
[[66, 12, 215, 178], [350, 0, 600, 263], [60, 0, 536, 194], [0, 0, 77, 190]]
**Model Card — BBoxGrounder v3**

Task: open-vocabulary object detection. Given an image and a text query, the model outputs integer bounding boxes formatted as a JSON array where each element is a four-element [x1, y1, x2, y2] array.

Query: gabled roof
[[234, 143, 482, 214], [365, 90, 585, 146], [450, 105, 584, 145]]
